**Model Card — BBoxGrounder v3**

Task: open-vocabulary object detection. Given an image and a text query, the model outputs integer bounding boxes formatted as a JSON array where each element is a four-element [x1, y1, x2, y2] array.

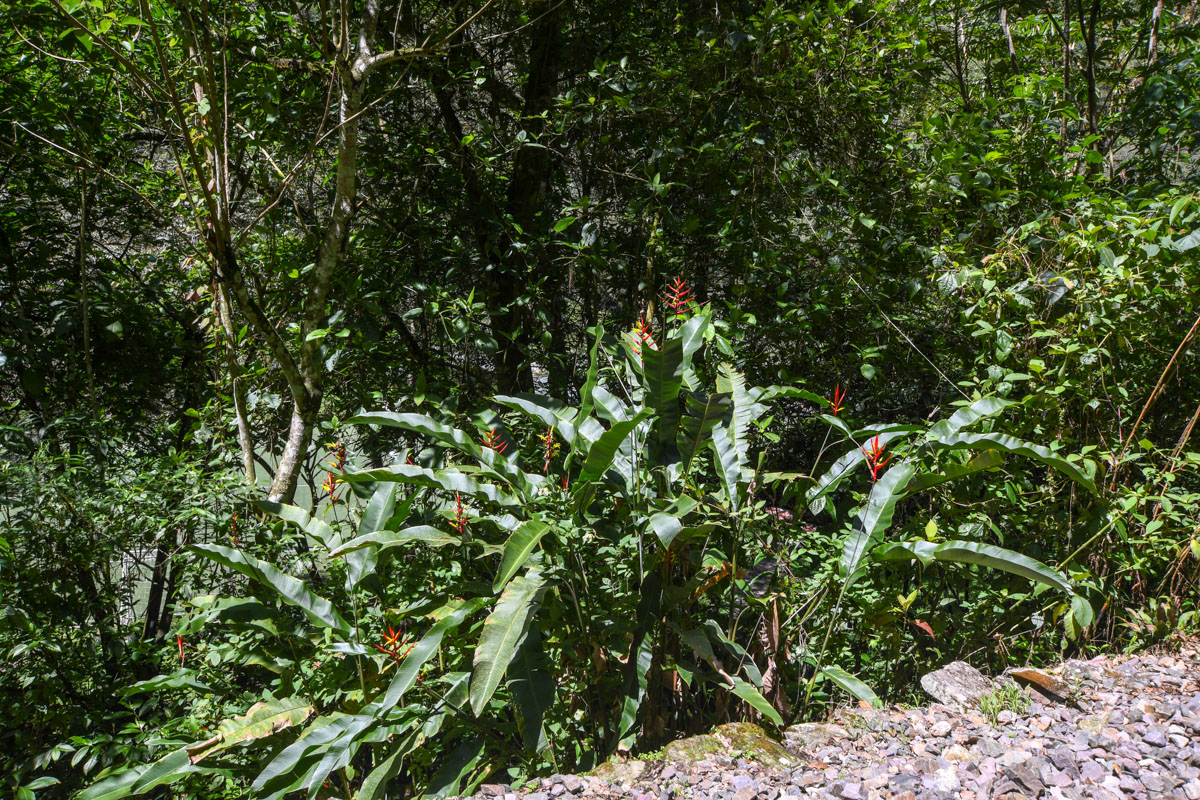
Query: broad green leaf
[[493, 394, 579, 444], [729, 677, 784, 726], [872, 539, 1072, 593], [818, 665, 881, 708], [192, 544, 351, 636], [715, 363, 765, 476], [841, 463, 918, 582], [78, 746, 197, 800], [929, 432, 1097, 493], [255, 501, 338, 551], [330, 526, 461, 558], [926, 397, 1011, 440], [343, 464, 520, 507], [346, 483, 398, 590], [118, 668, 211, 697], [807, 428, 918, 509], [471, 570, 546, 715], [423, 738, 486, 799], [679, 391, 732, 472], [575, 325, 606, 439], [507, 625, 554, 753], [493, 519, 551, 593], [591, 384, 631, 424], [711, 425, 743, 509], [186, 697, 313, 763], [347, 412, 482, 459], [642, 334, 686, 455], [578, 410, 652, 482], [904, 449, 1005, 494]]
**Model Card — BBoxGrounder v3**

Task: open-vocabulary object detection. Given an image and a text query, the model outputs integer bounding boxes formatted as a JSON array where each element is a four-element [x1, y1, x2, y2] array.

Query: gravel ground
[[465, 640, 1200, 800]]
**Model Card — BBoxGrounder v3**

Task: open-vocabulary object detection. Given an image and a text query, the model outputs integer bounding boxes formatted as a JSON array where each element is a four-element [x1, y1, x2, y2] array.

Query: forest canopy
[[1, 1, 1199, 798]]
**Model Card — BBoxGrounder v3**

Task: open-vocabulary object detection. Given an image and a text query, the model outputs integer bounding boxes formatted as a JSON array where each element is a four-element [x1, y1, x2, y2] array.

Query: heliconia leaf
[[926, 396, 1012, 439], [255, 501, 339, 551], [807, 428, 919, 510], [591, 384, 632, 425], [678, 391, 732, 472], [728, 677, 784, 726], [871, 539, 1073, 593], [78, 745, 198, 800], [927, 432, 1097, 493], [424, 738, 486, 799], [758, 384, 829, 405], [840, 463, 918, 583], [342, 464, 520, 507], [358, 728, 422, 800], [642, 333, 686, 455], [345, 482, 397, 590], [379, 599, 485, 713], [493, 519, 552, 593], [507, 625, 555, 753], [578, 410, 652, 482], [613, 571, 661, 748], [647, 495, 699, 548], [471, 570, 546, 715], [118, 668, 211, 697], [711, 425, 743, 510], [715, 363, 765, 476], [252, 714, 362, 791], [818, 665, 881, 708], [191, 544, 351, 636], [186, 697, 313, 763], [329, 526, 461, 558], [903, 449, 1005, 494], [493, 394, 579, 444], [347, 411, 482, 459], [678, 314, 710, 361], [575, 325, 606, 439]]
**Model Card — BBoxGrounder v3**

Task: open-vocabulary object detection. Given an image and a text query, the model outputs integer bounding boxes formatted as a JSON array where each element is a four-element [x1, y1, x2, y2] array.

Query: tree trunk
[[216, 280, 256, 484], [78, 177, 99, 419], [1000, 8, 1019, 73]]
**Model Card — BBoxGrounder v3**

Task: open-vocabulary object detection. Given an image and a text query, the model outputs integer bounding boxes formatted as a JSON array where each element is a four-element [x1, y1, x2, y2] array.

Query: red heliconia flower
[[322, 471, 343, 504], [481, 427, 508, 455], [629, 317, 657, 355], [375, 626, 415, 664], [663, 275, 696, 316], [453, 492, 467, 534], [862, 435, 892, 482], [177, 635, 185, 664], [829, 384, 847, 416], [539, 426, 560, 474]]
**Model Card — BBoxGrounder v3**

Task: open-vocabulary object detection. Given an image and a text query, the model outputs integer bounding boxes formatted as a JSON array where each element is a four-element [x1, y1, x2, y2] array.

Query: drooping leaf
[[380, 599, 485, 712], [903, 449, 1005, 494], [191, 544, 351, 635], [347, 412, 482, 459], [711, 424, 743, 510], [578, 409, 652, 482], [186, 697, 313, 763], [729, 677, 784, 726], [840, 463, 918, 583], [872, 539, 1073, 593], [493, 519, 551, 593], [926, 397, 1012, 439], [818, 665, 881, 708], [507, 625, 555, 753], [118, 668, 211, 697], [928, 432, 1097, 493], [255, 501, 338, 551], [423, 738, 486, 799], [345, 482, 398, 591], [329, 526, 461, 558], [471, 570, 546, 715], [678, 391, 732, 472], [641, 334, 686, 456], [493, 394, 579, 444], [342, 464, 520, 507], [807, 428, 919, 510]]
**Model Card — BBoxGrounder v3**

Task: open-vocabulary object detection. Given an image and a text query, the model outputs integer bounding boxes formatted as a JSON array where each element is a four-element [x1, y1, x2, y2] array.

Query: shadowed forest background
[[2, 0, 1200, 797]]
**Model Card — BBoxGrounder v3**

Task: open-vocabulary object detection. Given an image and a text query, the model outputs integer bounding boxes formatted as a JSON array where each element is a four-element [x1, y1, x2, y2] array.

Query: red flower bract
[[862, 435, 892, 482]]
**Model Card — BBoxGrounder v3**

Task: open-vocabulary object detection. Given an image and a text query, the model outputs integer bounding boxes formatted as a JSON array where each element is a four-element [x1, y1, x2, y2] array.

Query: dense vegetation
[[2, 0, 1199, 797]]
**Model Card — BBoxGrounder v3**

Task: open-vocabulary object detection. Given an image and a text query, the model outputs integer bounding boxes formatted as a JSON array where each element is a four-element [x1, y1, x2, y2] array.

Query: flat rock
[[663, 723, 800, 770], [919, 661, 998, 712], [589, 760, 646, 785]]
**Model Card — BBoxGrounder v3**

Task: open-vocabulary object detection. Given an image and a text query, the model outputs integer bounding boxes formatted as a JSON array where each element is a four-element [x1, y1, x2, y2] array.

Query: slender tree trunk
[[953, 1, 972, 112], [78, 178, 99, 419], [1148, 0, 1163, 64], [1062, 0, 1072, 148], [216, 281, 256, 484], [1000, 8, 1019, 73], [1079, 0, 1101, 168]]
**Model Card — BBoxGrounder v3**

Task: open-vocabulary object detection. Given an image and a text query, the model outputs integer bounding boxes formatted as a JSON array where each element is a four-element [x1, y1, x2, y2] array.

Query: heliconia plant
[[78, 296, 1096, 800]]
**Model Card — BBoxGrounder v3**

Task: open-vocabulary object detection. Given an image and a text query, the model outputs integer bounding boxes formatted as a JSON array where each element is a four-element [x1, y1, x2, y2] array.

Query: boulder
[[663, 722, 800, 770], [589, 759, 646, 785], [920, 662, 998, 712], [784, 722, 848, 750]]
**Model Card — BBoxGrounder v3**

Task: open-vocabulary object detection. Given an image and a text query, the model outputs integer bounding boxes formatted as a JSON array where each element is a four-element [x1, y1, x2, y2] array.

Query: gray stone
[[478, 785, 508, 797], [590, 760, 647, 785], [663, 723, 800, 770], [920, 662, 998, 712], [784, 723, 848, 750], [562, 775, 584, 794]]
